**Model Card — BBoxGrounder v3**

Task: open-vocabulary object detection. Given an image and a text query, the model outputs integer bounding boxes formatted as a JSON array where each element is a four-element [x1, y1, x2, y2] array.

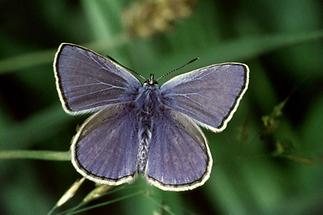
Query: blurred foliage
[[122, 0, 196, 38], [1, 0, 323, 214]]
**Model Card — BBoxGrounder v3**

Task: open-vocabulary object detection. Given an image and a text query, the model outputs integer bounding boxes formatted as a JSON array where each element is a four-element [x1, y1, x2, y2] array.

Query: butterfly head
[[144, 74, 158, 86]]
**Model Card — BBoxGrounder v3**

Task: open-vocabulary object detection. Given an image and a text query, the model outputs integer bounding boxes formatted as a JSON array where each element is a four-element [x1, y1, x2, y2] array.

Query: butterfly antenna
[[130, 70, 146, 81], [156, 57, 199, 81], [106, 55, 146, 81]]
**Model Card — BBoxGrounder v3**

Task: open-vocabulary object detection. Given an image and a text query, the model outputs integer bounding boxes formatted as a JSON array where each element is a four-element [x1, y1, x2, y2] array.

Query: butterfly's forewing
[[161, 63, 249, 132], [71, 104, 139, 185], [146, 110, 212, 191], [54, 43, 141, 114]]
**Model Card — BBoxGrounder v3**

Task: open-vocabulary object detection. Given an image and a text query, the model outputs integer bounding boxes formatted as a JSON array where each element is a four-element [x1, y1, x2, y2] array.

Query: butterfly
[[53, 43, 249, 191]]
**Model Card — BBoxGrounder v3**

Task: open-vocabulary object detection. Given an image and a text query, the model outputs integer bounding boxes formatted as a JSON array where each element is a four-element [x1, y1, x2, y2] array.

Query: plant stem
[[0, 150, 70, 161]]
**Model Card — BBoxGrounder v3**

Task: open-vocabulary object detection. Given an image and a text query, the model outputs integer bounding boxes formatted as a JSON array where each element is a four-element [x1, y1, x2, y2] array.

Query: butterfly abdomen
[[137, 112, 152, 173], [136, 84, 161, 173]]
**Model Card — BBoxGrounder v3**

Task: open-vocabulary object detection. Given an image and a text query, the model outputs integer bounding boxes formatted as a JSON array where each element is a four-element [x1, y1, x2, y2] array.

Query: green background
[[1, 0, 323, 214]]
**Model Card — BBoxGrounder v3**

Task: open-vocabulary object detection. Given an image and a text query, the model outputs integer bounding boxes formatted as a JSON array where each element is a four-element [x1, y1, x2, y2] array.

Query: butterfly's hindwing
[[146, 109, 212, 191], [71, 104, 139, 185]]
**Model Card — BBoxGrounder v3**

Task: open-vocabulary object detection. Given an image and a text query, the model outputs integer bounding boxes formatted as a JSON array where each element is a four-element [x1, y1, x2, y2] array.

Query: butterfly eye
[[151, 80, 158, 85], [144, 74, 158, 86]]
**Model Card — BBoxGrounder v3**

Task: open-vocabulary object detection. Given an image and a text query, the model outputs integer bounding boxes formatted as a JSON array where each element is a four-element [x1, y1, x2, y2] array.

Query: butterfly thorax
[[135, 82, 162, 173]]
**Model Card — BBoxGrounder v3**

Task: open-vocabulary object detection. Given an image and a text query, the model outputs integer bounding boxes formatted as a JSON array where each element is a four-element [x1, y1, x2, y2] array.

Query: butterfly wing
[[71, 104, 139, 185], [146, 110, 212, 191], [161, 63, 249, 132], [54, 43, 141, 114]]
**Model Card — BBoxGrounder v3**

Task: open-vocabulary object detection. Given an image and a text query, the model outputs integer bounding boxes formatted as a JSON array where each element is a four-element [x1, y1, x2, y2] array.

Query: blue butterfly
[[54, 43, 249, 191]]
